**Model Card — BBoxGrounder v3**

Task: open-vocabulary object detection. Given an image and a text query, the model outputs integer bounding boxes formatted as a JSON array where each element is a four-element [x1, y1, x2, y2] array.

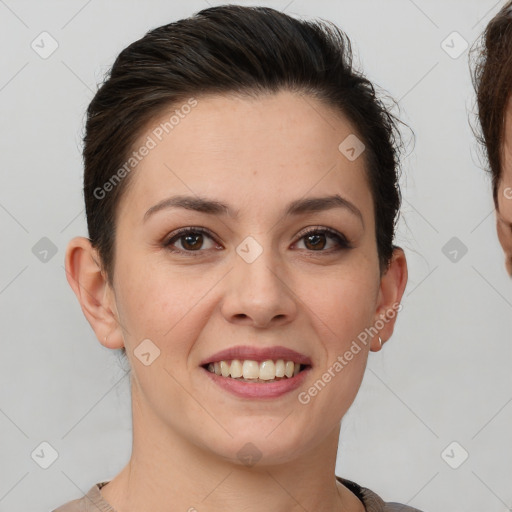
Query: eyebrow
[[143, 193, 364, 225]]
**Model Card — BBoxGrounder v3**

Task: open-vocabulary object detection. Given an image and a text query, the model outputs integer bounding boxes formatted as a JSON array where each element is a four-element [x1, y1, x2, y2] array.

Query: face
[[498, 103, 512, 276], [92, 90, 403, 465]]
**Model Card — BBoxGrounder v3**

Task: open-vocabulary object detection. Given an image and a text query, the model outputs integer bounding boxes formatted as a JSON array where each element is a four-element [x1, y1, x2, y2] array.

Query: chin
[[205, 425, 308, 467]]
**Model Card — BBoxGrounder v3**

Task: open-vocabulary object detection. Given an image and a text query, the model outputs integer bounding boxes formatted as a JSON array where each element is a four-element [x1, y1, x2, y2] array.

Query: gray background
[[1, 0, 511, 511]]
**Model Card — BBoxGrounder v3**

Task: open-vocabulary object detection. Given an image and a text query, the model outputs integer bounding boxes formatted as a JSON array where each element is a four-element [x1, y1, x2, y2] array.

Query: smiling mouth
[[202, 359, 309, 383]]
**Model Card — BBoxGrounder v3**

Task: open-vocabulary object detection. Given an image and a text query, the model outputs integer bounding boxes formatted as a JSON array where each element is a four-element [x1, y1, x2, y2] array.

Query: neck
[[100, 382, 363, 512]]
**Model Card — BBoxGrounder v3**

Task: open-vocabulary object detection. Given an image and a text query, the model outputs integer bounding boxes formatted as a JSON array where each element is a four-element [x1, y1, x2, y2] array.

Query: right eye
[[164, 227, 221, 255]]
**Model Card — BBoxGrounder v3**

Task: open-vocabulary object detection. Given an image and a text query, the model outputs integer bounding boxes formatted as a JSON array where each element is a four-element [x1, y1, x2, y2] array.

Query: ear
[[370, 247, 408, 352], [64, 236, 124, 350]]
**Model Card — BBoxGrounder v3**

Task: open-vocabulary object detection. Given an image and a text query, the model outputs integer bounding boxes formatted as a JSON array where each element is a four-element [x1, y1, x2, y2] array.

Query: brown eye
[[180, 232, 204, 250], [164, 228, 218, 254], [295, 228, 350, 252], [304, 232, 327, 250]]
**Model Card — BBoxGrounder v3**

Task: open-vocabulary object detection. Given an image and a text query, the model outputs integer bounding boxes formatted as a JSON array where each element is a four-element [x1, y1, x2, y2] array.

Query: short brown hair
[[471, 0, 512, 203], [84, 5, 405, 286]]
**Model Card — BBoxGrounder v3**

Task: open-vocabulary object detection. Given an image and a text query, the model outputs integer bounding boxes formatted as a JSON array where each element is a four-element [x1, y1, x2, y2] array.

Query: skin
[[65, 90, 407, 512], [497, 103, 512, 276]]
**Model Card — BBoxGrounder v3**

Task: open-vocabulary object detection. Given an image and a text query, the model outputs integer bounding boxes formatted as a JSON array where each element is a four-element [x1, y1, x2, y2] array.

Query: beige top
[[52, 477, 423, 511]]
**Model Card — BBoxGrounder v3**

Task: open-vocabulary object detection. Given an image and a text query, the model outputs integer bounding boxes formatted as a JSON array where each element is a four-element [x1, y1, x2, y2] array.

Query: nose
[[220, 243, 298, 328]]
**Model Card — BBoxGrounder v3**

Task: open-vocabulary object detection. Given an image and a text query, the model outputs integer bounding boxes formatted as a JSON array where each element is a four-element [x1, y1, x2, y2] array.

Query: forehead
[[120, 90, 373, 220]]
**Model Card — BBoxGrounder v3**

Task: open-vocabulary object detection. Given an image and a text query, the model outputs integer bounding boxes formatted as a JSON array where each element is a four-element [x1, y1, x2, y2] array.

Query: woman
[[471, 0, 512, 276], [54, 5, 416, 511]]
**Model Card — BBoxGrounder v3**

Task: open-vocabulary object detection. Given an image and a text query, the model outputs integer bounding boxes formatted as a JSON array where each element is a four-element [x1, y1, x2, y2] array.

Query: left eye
[[294, 228, 349, 251]]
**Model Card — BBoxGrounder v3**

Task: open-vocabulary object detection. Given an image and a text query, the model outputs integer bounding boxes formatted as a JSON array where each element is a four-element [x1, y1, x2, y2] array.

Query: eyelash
[[163, 226, 352, 257]]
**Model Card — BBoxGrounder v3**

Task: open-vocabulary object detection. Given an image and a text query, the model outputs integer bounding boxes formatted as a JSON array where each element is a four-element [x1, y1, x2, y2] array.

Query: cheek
[[300, 280, 376, 422], [298, 267, 379, 357], [497, 218, 512, 255], [113, 256, 212, 351], [314, 253, 379, 318]]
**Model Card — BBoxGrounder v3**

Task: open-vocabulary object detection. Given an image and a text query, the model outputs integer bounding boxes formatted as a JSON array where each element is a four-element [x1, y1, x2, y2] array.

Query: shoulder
[[56, 477, 422, 512], [51, 482, 114, 512], [52, 497, 82, 512], [337, 476, 424, 512]]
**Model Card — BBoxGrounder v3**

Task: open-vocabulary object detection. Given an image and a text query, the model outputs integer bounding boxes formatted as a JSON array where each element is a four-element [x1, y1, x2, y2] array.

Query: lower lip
[[201, 366, 311, 399]]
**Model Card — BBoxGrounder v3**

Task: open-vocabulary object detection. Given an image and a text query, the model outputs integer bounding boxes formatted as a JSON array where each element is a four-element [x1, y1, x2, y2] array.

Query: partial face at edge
[[105, 90, 398, 464], [498, 103, 512, 276]]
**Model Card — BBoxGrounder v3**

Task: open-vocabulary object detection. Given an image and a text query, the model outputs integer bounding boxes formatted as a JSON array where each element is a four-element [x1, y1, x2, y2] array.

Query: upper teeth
[[207, 359, 301, 380]]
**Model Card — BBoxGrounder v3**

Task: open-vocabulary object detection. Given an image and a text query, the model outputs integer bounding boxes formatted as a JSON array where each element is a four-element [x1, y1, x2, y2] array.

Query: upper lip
[[200, 345, 312, 366]]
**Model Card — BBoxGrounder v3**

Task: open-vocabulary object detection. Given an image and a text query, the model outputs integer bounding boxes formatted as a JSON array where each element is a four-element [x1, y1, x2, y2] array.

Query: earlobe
[[64, 236, 124, 350], [370, 247, 408, 352]]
